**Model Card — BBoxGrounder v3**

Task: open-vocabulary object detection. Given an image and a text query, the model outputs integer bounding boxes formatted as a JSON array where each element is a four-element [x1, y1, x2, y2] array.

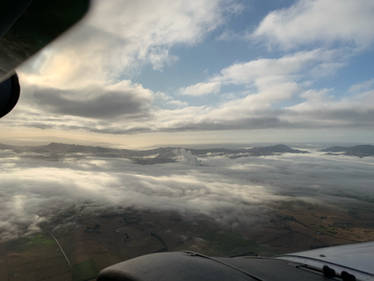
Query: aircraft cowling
[[0, 0, 91, 118], [0, 73, 20, 118]]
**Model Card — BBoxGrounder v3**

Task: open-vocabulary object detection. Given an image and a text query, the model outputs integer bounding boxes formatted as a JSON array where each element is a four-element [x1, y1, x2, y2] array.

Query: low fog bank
[[0, 144, 373, 241]]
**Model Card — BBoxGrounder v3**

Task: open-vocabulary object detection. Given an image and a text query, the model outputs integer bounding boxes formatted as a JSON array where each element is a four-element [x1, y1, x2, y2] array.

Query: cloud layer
[[1, 0, 374, 143], [253, 0, 374, 49], [1, 147, 374, 241], [13, 48, 374, 135], [29, 81, 153, 119]]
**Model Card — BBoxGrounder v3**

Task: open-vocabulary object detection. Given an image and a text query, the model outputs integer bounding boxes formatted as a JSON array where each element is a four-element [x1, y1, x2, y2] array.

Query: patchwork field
[[1, 198, 373, 281]]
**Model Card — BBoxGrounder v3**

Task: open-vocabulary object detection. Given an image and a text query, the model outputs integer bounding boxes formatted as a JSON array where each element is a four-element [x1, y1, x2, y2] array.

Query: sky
[[1, 0, 374, 147]]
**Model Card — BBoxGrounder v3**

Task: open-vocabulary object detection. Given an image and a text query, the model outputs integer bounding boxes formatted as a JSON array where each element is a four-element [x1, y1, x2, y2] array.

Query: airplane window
[[0, 1, 374, 280]]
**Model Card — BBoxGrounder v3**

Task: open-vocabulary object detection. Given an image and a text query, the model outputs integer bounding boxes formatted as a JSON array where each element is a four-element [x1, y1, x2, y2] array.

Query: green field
[[1, 201, 374, 281], [72, 260, 98, 281]]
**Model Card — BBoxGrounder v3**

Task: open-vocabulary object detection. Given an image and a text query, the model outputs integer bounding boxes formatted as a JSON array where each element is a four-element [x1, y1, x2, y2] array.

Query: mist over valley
[[0, 142, 373, 280]]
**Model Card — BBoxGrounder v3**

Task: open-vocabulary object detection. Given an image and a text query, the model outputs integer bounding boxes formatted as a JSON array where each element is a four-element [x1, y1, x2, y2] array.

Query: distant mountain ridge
[[322, 145, 374, 158], [190, 144, 307, 158], [0, 143, 308, 164]]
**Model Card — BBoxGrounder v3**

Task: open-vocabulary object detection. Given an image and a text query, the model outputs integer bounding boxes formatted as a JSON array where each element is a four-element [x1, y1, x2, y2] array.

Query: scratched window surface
[[1, 1, 374, 280]]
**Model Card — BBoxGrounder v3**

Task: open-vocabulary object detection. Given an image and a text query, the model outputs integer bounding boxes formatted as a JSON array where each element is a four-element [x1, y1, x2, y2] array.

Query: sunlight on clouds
[[181, 81, 221, 96], [349, 78, 374, 94], [0, 0, 372, 144], [0, 146, 373, 240], [13, 194, 26, 212], [19, 0, 229, 88], [181, 49, 341, 95], [253, 0, 374, 50], [1, 167, 118, 193]]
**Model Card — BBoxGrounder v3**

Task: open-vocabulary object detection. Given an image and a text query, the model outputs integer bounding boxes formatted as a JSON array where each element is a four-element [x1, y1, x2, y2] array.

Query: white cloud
[[348, 78, 374, 93], [170, 50, 337, 129], [19, 0, 230, 89], [8, 0, 243, 133], [5, 0, 373, 138], [181, 82, 221, 96], [9, 45, 373, 136], [285, 88, 374, 127], [181, 49, 338, 95], [12, 48, 364, 134], [253, 0, 374, 50], [158, 47, 374, 132], [219, 49, 334, 86], [154, 92, 187, 108]]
